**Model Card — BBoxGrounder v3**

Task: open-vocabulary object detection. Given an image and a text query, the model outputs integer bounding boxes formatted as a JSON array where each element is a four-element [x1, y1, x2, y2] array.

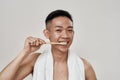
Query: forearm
[[0, 50, 29, 80]]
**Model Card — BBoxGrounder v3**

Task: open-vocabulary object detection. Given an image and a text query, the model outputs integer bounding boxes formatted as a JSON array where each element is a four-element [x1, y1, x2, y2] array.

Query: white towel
[[33, 49, 85, 80]]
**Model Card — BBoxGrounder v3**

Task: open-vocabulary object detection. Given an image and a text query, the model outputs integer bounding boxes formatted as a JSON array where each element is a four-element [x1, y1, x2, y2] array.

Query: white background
[[0, 0, 120, 80]]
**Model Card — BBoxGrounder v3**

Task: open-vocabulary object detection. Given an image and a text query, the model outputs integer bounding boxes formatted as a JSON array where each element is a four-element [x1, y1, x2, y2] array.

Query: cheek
[[49, 32, 60, 41], [69, 33, 74, 41], [71, 33, 74, 38]]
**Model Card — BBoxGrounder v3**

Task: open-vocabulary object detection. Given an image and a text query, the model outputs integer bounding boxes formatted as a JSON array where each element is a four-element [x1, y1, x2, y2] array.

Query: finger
[[38, 38, 46, 44], [29, 40, 34, 46], [27, 37, 45, 46], [36, 39, 40, 46], [27, 37, 36, 45], [30, 38, 41, 46], [28, 39, 36, 46]]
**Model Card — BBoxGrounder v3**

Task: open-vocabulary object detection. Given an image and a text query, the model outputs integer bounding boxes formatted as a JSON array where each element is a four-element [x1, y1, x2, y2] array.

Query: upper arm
[[14, 53, 40, 80], [81, 58, 97, 80]]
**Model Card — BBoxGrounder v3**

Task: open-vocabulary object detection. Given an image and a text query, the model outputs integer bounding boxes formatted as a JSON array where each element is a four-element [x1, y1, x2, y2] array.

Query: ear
[[43, 29, 50, 39]]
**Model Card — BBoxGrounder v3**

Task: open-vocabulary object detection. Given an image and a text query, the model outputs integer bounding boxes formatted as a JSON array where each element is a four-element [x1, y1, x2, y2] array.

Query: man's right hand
[[23, 36, 46, 54], [0, 36, 44, 80]]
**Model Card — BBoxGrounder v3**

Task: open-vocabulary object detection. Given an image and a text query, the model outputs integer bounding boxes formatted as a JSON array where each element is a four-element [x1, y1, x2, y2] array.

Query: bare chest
[[53, 63, 68, 80]]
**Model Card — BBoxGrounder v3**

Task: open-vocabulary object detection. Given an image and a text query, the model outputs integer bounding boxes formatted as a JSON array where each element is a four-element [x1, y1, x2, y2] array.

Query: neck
[[51, 48, 68, 63]]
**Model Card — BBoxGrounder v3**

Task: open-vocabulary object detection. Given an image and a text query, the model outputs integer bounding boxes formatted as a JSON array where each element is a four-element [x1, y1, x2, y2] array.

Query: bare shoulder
[[80, 57, 97, 80], [80, 57, 93, 72]]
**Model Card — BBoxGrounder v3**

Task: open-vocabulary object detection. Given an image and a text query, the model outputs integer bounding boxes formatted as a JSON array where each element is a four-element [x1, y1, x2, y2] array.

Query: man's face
[[45, 16, 74, 52]]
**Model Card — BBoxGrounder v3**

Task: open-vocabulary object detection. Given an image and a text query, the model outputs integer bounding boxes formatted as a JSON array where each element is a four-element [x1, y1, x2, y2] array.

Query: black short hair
[[45, 10, 73, 26]]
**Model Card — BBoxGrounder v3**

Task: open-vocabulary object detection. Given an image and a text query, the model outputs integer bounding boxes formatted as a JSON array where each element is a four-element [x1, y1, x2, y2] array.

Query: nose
[[61, 30, 69, 38]]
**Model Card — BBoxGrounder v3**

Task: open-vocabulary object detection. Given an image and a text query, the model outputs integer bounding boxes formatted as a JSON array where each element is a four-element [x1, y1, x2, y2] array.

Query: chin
[[52, 44, 70, 53], [58, 46, 69, 53]]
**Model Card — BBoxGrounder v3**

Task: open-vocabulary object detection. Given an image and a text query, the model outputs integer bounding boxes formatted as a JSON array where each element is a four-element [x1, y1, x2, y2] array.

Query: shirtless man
[[0, 10, 96, 80]]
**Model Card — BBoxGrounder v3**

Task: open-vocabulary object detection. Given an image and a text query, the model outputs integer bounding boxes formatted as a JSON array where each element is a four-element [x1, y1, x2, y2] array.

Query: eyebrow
[[55, 26, 73, 28]]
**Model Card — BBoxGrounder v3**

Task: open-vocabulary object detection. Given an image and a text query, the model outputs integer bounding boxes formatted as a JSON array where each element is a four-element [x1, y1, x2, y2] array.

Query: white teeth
[[59, 42, 67, 45]]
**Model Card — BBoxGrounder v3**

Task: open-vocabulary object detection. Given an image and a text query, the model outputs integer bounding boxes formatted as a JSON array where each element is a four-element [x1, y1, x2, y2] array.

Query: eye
[[56, 29, 62, 32], [67, 29, 73, 32]]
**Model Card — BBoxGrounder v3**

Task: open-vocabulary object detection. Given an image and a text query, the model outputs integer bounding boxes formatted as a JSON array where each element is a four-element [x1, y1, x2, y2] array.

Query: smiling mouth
[[59, 42, 67, 45], [58, 41, 68, 45]]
